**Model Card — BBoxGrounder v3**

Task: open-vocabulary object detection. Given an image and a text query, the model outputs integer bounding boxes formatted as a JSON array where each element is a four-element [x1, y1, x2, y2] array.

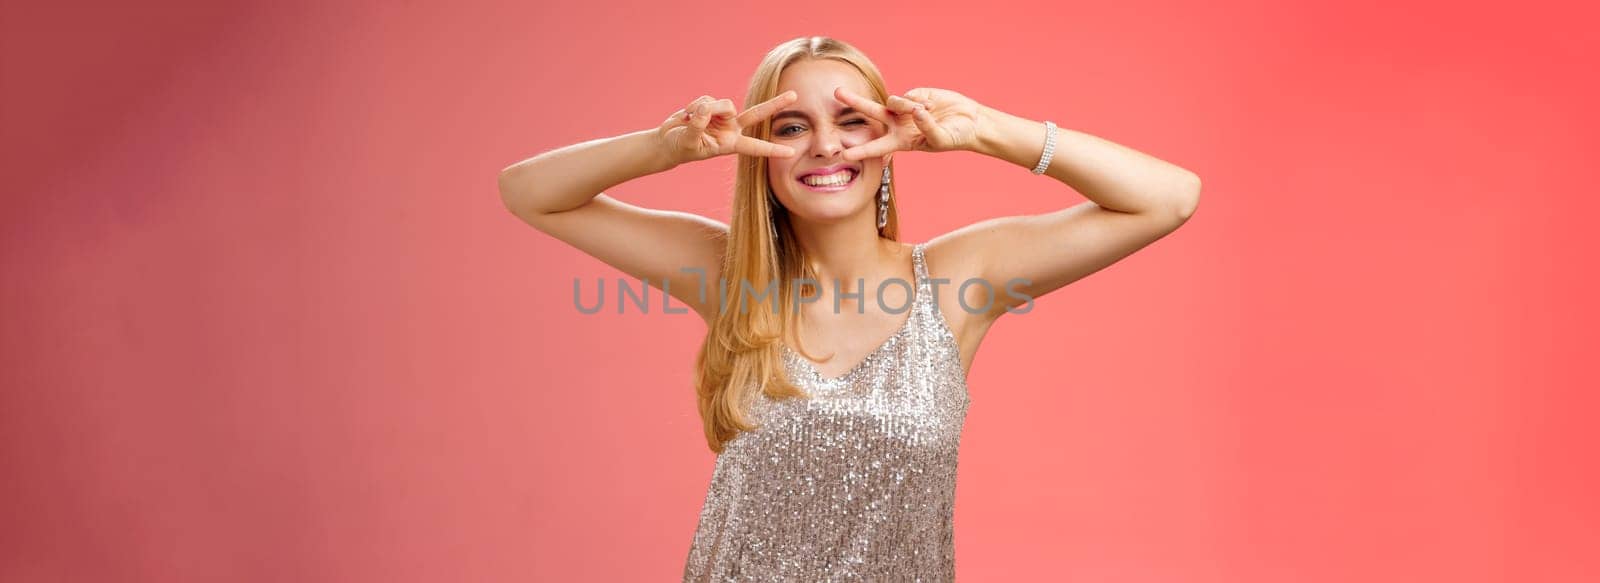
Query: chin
[[775, 190, 866, 222]]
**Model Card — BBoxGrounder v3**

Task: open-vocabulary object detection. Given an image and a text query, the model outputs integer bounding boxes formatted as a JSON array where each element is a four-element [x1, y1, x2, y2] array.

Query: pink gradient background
[[3, 0, 1597, 581]]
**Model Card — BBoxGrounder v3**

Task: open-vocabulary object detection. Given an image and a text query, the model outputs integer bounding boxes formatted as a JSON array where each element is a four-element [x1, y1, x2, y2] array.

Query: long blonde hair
[[693, 36, 901, 453]]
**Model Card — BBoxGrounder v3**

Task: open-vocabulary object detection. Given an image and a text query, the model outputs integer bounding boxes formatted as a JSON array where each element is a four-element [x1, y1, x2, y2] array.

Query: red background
[[3, 0, 1596, 581]]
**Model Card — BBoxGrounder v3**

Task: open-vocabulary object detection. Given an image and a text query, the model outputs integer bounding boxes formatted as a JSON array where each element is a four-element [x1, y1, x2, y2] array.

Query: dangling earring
[[876, 164, 892, 229]]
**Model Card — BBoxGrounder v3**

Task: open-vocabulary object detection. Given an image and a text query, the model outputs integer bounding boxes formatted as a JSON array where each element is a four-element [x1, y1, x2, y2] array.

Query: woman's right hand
[[657, 91, 800, 166]]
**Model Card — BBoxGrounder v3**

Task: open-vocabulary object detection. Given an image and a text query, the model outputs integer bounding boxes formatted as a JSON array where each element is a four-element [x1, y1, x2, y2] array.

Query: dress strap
[[912, 243, 930, 285]]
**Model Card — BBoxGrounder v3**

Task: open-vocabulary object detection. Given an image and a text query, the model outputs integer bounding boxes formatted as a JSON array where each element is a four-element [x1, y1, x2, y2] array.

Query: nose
[[809, 123, 844, 159]]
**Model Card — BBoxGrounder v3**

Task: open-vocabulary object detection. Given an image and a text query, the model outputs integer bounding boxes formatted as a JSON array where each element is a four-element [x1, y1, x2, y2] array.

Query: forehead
[[774, 59, 874, 110]]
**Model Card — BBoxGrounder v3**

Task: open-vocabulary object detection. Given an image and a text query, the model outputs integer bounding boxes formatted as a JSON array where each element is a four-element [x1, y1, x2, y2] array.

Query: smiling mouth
[[797, 169, 859, 192]]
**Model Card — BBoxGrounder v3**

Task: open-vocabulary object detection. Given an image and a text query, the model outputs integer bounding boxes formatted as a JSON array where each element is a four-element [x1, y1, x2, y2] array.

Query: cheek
[[768, 159, 791, 177], [768, 169, 799, 200], [843, 126, 883, 147]]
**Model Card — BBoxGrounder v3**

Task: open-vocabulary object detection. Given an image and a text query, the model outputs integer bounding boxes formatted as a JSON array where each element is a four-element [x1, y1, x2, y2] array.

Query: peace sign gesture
[[836, 87, 984, 161], [658, 91, 800, 166]]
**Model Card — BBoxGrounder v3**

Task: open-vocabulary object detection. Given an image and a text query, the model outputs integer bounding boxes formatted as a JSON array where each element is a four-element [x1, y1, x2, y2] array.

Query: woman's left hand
[[836, 86, 984, 160]]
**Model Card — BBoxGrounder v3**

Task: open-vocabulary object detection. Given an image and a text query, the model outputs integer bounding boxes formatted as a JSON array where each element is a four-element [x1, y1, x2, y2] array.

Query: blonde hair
[[693, 36, 901, 453]]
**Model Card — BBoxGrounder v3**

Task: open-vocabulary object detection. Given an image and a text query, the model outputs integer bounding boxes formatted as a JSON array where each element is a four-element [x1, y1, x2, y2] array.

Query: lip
[[798, 163, 859, 178], [797, 168, 859, 193]]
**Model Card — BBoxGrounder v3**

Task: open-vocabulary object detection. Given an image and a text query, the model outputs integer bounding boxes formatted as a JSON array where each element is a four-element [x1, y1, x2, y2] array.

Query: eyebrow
[[772, 106, 862, 123]]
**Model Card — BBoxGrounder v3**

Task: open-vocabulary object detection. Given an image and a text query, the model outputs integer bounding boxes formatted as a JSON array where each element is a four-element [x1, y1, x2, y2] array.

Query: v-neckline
[[784, 245, 920, 383], [786, 309, 916, 383]]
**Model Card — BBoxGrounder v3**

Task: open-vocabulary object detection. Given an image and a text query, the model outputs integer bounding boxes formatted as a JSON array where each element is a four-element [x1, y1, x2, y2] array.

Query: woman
[[498, 36, 1200, 582]]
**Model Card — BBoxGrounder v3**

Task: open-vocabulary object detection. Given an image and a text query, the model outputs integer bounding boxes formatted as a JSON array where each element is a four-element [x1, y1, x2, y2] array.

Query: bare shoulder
[[923, 228, 1002, 317], [920, 233, 1004, 370], [921, 232, 986, 287]]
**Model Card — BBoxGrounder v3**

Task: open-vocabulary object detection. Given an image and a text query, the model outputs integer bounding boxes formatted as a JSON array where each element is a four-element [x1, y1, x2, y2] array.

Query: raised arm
[[496, 92, 799, 323], [834, 86, 1201, 320], [929, 103, 1202, 318]]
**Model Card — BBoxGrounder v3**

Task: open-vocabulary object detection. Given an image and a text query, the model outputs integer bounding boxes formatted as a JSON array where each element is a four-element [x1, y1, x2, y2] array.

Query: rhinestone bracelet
[[1031, 120, 1058, 175]]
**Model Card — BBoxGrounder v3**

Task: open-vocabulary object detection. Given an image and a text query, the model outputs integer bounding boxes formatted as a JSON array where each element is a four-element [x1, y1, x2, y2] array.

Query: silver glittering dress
[[683, 243, 972, 582]]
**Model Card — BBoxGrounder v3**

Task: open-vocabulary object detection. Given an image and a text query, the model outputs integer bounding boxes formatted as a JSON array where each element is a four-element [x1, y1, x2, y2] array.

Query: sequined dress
[[683, 243, 972, 582]]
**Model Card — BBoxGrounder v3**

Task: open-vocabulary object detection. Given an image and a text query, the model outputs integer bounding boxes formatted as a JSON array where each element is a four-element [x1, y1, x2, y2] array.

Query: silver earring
[[876, 165, 891, 229]]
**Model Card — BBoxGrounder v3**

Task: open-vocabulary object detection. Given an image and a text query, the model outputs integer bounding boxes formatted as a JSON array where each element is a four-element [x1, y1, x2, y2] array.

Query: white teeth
[[801, 169, 855, 187]]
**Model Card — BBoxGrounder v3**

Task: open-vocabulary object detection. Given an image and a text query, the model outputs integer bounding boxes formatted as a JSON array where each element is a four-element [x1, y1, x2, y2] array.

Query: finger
[[736, 90, 798, 127], [885, 95, 924, 116], [706, 99, 737, 123], [904, 88, 936, 110], [690, 99, 714, 131], [684, 95, 712, 123], [834, 87, 894, 125], [910, 106, 949, 148], [841, 135, 900, 161], [735, 135, 797, 158]]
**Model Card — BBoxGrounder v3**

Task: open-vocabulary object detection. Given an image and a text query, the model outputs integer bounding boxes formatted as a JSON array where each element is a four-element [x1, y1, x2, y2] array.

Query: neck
[[790, 213, 897, 289]]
